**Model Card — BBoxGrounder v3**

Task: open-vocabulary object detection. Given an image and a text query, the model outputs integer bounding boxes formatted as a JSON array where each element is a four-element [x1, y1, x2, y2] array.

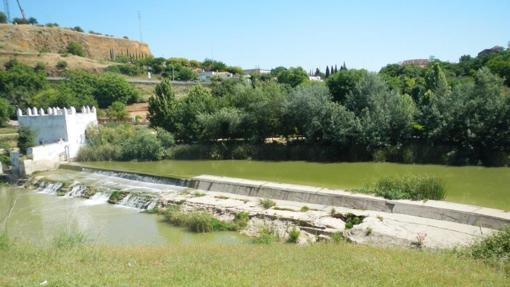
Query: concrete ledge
[[59, 165, 510, 229], [192, 175, 510, 229]]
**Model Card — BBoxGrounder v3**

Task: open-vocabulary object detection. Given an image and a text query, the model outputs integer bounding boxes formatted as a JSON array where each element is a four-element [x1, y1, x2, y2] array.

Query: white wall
[[17, 106, 98, 160], [18, 113, 68, 145], [28, 142, 68, 161]]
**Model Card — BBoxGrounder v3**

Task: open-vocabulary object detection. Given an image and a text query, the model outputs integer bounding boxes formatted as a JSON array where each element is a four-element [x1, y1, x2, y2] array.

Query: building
[[308, 75, 323, 82], [401, 59, 430, 67], [199, 71, 233, 81], [11, 106, 98, 176], [243, 68, 271, 75]]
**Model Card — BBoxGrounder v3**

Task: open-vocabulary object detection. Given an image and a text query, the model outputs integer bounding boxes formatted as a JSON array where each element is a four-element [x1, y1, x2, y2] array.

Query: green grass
[[76, 160, 510, 210], [0, 240, 508, 286]]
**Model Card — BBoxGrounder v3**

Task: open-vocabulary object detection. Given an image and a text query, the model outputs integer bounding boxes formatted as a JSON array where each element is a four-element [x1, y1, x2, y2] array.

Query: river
[[0, 183, 245, 246]]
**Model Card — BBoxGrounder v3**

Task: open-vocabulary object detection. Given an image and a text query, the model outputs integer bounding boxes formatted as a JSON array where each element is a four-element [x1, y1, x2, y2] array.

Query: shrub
[[466, 227, 510, 267], [66, 42, 85, 57], [121, 129, 164, 160], [17, 126, 35, 154], [300, 206, 310, 212], [260, 198, 276, 209], [373, 176, 446, 200], [106, 101, 128, 122], [253, 227, 278, 244], [52, 231, 87, 249], [77, 144, 122, 161], [187, 212, 215, 233], [331, 232, 345, 243], [0, 98, 11, 127], [287, 227, 300, 243], [56, 60, 68, 70]]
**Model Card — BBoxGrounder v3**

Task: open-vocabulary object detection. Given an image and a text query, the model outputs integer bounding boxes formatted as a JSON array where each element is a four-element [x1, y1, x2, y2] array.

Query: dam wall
[[60, 164, 510, 229]]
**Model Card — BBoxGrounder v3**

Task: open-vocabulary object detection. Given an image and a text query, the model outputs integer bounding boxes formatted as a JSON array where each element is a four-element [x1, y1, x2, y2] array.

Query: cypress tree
[[325, 66, 330, 78], [315, 68, 320, 76]]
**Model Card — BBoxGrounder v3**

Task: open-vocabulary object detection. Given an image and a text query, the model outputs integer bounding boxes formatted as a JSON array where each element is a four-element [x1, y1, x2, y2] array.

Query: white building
[[199, 71, 233, 81], [243, 68, 271, 75], [11, 106, 98, 175]]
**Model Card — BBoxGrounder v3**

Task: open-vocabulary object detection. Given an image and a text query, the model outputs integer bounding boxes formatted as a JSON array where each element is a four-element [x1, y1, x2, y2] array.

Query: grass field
[[0, 240, 508, 286], [77, 160, 510, 210]]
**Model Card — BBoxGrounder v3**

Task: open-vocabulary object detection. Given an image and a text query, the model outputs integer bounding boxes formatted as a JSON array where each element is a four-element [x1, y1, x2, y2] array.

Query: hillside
[[0, 24, 151, 60]]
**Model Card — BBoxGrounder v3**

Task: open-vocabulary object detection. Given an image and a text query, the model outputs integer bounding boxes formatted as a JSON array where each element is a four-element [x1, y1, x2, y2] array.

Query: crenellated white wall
[[17, 106, 98, 159]]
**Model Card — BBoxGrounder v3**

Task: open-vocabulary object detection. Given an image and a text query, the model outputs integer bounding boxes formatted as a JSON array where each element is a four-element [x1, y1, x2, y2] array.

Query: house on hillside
[[11, 106, 98, 176], [199, 71, 233, 81]]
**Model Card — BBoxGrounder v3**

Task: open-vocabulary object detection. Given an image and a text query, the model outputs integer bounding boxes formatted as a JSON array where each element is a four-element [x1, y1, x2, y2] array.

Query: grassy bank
[[0, 240, 508, 286], [76, 160, 510, 210]]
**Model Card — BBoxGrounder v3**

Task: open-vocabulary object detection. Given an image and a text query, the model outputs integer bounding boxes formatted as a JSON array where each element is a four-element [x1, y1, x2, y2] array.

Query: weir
[[58, 164, 510, 229]]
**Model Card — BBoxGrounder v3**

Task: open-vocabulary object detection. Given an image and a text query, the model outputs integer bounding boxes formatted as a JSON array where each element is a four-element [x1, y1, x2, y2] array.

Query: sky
[[6, 0, 510, 71]]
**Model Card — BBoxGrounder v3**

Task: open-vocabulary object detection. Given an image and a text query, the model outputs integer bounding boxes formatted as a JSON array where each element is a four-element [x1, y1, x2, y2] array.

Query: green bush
[[52, 231, 87, 249], [253, 227, 278, 244], [66, 42, 85, 57], [17, 126, 35, 154], [260, 198, 276, 209], [466, 227, 510, 267], [77, 144, 122, 161], [187, 212, 215, 233], [56, 60, 68, 70], [287, 227, 300, 243], [373, 176, 446, 200]]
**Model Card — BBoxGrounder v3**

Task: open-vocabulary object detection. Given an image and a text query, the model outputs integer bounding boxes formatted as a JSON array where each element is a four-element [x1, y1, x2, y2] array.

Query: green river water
[[78, 160, 510, 210], [0, 185, 245, 246]]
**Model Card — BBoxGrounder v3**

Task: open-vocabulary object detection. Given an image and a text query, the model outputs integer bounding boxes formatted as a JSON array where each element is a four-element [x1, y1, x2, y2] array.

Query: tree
[[314, 68, 320, 76], [28, 17, 38, 24], [148, 79, 178, 132], [72, 26, 84, 32], [0, 62, 47, 108], [0, 12, 7, 24], [275, 67, 308, 87], [93, 73, 139, 108], [174, 85, 217, 142], [0, 98, 11, 127], [18, 126, 35, 154], [326, 69, 367, 103], [121, 128, 164, 160], [66, 42, 85, 57], [12, 17, 29, 24], [325, 66, 330, 78], [106, 101, 128, 122]]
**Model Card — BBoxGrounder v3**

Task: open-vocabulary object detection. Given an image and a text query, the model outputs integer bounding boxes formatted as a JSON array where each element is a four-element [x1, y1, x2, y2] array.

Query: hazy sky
[[9, 0, 510, 71]]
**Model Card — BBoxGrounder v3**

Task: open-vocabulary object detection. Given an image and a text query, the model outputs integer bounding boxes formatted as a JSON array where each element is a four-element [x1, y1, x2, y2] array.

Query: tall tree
[[314, 68, 320, 76], [325, 66, 330, 78], [148, 79, 178, 132]]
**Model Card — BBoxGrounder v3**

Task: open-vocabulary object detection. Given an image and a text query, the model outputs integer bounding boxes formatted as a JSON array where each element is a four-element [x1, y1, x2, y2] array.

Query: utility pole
[[3, 0, 10, 22], [16, 0, 25, 20]]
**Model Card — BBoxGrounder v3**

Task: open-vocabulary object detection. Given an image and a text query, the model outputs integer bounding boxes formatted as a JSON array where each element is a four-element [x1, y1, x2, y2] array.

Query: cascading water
[[36, 181, 63, 195], [118, 193, 159, 209], [65, 184, 88, 197]]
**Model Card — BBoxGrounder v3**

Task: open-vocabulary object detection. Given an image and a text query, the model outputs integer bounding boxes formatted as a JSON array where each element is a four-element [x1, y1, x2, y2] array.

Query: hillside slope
[[0, 24, 151, 60]]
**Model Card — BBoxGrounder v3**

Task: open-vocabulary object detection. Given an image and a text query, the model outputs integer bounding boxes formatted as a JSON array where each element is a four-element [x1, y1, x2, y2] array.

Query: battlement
[[17, 106, 97, 117]]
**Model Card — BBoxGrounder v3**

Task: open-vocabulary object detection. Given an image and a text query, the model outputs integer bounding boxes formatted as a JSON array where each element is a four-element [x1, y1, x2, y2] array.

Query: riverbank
[[1, 238, 508, 286], [75, 160, 510, 210]]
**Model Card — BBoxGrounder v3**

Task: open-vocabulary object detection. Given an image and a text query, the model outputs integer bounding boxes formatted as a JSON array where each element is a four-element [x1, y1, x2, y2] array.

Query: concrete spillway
[[37, 165, 509, 248], [61, 164, 510, 230]]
